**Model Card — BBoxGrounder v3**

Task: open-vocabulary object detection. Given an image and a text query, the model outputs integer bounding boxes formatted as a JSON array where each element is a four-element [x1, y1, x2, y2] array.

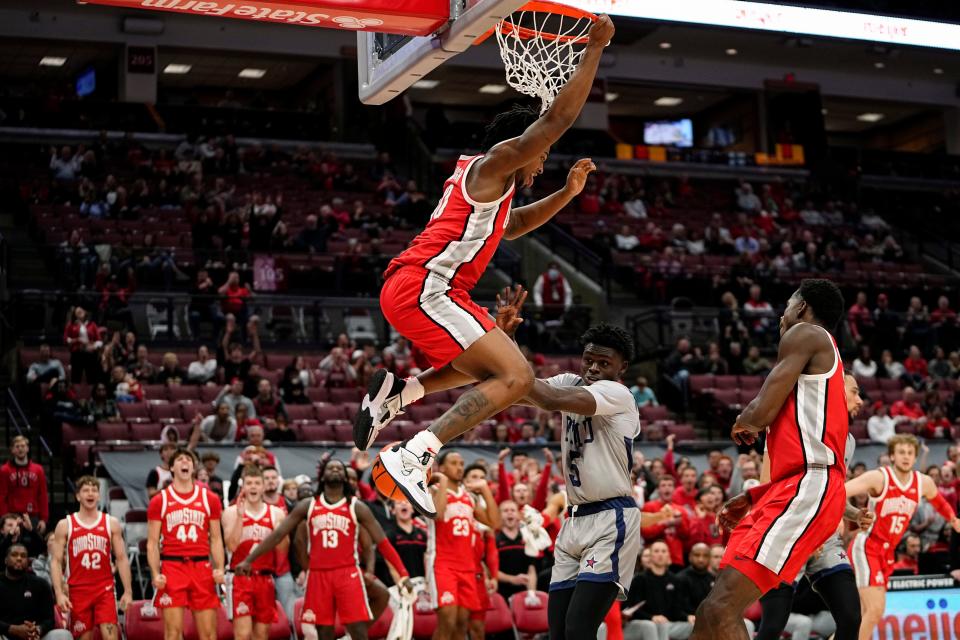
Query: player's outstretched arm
[[146, 520, 165, 591], [110, 516, 133, 612], [49, 519, 70, 613], [236, 498, 310, 574], [209, 519, 226, 584], [472, 16, 615, 183], [504, 159, 595, 240], [920, 474, 960, 532], [355, 502, 410, 587], [524, 379, 596, 415], [845, 468, 885, 498], [733, 323, 824, 442]]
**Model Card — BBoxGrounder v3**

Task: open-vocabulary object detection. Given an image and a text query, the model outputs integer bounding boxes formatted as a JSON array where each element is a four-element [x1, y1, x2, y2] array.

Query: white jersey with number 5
[[546, 374, 640, 506]]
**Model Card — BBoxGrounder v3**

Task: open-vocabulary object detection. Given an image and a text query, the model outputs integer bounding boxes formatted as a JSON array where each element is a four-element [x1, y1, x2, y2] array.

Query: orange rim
[[473, 1, 597, 46]]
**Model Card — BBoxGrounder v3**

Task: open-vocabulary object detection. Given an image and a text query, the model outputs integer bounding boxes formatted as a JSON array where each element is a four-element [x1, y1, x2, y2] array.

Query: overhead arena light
[[412, 79, 439, 89], [39, 57, 67, 67], [163, 64, 192, 75], [479, 84, 507, 94], [857, 112, 885, 122], [605, 92, 620, 102], [654, 96, 683, 106], [238, 68, 267, 79], [725, 48, 738, 55], [659, 42, 672, 49]]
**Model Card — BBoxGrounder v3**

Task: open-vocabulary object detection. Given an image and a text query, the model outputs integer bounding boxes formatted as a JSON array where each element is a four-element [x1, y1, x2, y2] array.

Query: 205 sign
[[127, 47, 155, 74]]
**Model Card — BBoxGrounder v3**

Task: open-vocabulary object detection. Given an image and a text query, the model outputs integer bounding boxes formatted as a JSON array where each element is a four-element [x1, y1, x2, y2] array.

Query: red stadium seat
[[374, 424, 404, 444], [407, 404, 442, 422], [329, 387, 363, 403], [125, 600, 165, 640], [142, 384, 168, 400], [738, 375, 764, 390], [509, 590, 549, 634], [200, 386, 221, 404], [149, 402, 183, 421], [711, 389, 741, 408], [286, 404, 316, 422], [368, 605, 394, 639], [97, 422, 130, 441], [688, 374, 714, 394], [713, 375, 739, 390], [878, 378, 902, 392], [329, 421, 353, 441], [298, 423, 335, 442], [412, 594, 438, 639], [168, 386, 200, 401], [305, 387, 329, 402], [484, 593, 514, 634], [849, 421, 868, 440], [666, 423, 697, 441], [118, 403, 149, 420], [895, 421, 918, 435], [643, 423, 665, 442], [130, 422, 164, 441], [314, 403, 345, 422], [268, 601, 291, 640], [639, 405, 670, 422]]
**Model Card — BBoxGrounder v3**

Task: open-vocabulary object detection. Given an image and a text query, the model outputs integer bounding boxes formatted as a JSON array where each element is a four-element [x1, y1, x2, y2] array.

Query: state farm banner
[[81, 0, 449, 36]]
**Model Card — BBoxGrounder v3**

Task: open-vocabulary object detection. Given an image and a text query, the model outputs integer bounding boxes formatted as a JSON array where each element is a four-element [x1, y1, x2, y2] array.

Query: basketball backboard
[[357, 0, 527, 105]]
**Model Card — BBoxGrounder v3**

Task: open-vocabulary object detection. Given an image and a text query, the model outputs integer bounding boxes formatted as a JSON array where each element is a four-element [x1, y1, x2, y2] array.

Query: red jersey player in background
[[236, 458, 409, 640], [50, 476, 133, 640], [353, 16, 616, 520], [845, 433, 960, 640], [690, 279, 849, 640], [463, 463, 499, 640], [147, 447, 226, 640], [0, 435, 49, 535], [428, 451, 500, 640], [222, 465, 287, 640]]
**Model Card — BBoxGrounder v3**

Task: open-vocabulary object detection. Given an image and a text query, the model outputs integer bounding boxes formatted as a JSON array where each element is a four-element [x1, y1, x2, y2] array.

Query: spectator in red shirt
[[641, 475, 689, 567], [903, 345, 929, 387], [847, 291, 874, 345], [687, 487, 723, 549], [673, 467, 699, 510], [218, 270, 251, 324], [63, 306, 103, 384], [0, 436, 49, 534], [714, 455, 734, 491], [891, 534, 920, 575], [890, 387, 926, 420], [923, 407, 951, 439]]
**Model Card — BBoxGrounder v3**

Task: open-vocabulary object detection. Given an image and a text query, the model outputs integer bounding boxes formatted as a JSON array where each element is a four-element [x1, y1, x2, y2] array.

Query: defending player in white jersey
[[222, 465, 287, 640], [50, 476, 133, 640]]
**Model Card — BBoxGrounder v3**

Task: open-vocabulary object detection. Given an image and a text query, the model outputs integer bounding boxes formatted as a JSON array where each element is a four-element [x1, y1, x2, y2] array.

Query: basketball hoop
[[481, 1, 598, 113]]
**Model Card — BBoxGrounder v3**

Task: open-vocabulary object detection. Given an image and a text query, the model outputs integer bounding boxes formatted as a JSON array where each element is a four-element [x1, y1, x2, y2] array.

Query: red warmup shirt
[[641, 499, 689, 565], [686, 508, 723, 549], [903, 357, 928, 378], [892, 556, 919, 575], [221, 285, 251, 315], [0, 460, 49, 521], [890, 401, 925, 420]]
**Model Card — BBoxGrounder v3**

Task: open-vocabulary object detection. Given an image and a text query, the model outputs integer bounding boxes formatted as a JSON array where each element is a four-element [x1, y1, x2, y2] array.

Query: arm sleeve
[[583, 381, 636, 417], [533, 462, 551, 510], [497, 463, 511, 504], [485, 533, 499, 577]]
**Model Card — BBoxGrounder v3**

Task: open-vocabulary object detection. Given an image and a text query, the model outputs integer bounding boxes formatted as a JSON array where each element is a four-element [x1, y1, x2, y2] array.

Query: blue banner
[[878, 577, 960, 639]]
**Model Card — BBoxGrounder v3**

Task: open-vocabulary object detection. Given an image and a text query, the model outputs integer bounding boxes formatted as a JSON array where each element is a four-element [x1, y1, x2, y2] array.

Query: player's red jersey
[[384, 153, 515, 291], [860, 467, 920, 551], [767, 325, 849, 481], [148, 485, 222, 557], [306, 495, 360, 570], [230, 504, 279, 572], [66, 512, 113, 588], [429, 487, 476, 569]]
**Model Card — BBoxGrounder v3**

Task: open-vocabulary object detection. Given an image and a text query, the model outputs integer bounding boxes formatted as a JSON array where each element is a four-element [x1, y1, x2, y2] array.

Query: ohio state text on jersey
[[306, 495, 360, 570], [66, 512, 113, 587], [230, 505, 279, 571], [148, 485, 221, 556]]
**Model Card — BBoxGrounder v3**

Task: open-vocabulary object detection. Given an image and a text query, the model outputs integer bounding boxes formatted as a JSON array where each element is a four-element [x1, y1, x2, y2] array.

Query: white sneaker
[[378, 442, 436, 519], [353, 370, 406, 449]]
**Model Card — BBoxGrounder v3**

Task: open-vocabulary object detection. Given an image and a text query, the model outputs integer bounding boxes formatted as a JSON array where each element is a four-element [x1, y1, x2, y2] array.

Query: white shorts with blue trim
[[549, 497, 641, 600]]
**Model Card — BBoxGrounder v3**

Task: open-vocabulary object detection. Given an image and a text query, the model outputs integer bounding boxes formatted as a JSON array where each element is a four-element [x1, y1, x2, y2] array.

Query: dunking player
[[236, 459, 409, 640], [50, 476, 133, 640], [427, 451, 500, 640], [353, 15, 616, 518], [690, 279, 848, 640], [730, 373, 871, 640], [845, 433, 960, 639], [222, 465, 287, 640], [146, 446, 226, 640], [517, 322, 677, 640]]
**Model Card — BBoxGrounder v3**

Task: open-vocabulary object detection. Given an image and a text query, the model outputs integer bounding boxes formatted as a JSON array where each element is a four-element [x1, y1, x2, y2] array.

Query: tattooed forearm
[[429, 388, 494, 442]]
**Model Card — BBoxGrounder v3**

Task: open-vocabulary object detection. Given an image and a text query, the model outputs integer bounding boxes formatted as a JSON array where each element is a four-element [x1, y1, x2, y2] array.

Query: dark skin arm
[[732, 323, 833, 445], [358, 523, 375, 575], [354, 501, 409, 587], [504, 159, 595, 240], [465, 16, 615, 203], [294, 521, 308, 572], [525, 380, 598, 415], [235, 497, 310, 574]]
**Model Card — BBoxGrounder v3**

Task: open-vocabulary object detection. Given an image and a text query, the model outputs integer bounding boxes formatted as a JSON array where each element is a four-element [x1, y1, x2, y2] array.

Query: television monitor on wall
[[644, 119, 693, 147]]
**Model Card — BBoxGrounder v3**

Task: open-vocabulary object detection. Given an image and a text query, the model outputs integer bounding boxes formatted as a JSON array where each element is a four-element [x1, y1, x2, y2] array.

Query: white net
[[494, 5, 594, 113]]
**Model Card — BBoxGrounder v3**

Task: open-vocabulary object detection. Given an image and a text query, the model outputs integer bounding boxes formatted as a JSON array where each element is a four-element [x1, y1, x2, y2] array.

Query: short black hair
[[481, 103, 539, 152], [464, 462, 487, 477], [580, 323, 635, 363], [797, 279, 845, 331], [437, 450, 462, 466]]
